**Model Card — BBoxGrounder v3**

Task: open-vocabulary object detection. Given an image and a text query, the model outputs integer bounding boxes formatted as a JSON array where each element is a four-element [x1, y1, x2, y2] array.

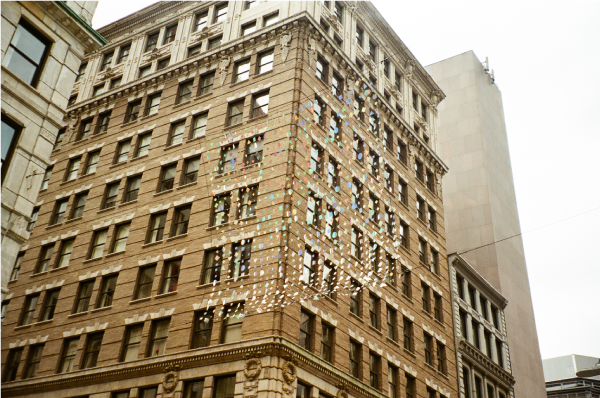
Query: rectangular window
[[221, 303, 244, 343], [147, 318, 170, 357], [306, 191, 320, 227], [65, 157, 81, 181], [252, 91, 269, 118], [145, 92, 161, 116], [122, 175, 141, 203], [368, 192, 379, 222], [177, 80, 193, 104], [496, 340, 504, 367], [434, 293, 443, 322], [51, 199, 68, 225], [10, 253, 24, 281], [316, 57, 328, 82], [213, 3, 228, 23], [463, 367, 472, 398], [93, 113, 110, 136], [387, 306, 397, 341], [181, 156, 200, 185], [388, 365, 398, 398], [244, 135, 264, 166], [3, 348, 23, 381], [403, 317, 413, 352], [93, 84, 105, 97], [384, 165, 393, 193], [133, 133, 152, 159], [121, 324, 143, 362], [353, 133, 364, 163], [369, 293, 379, 329], [385, 207, 394, 236], [492, 306, 500, 329], [160, 259, 181, 294], [170, 205, 191, 237], [457, 274, 465, 300], [369, 41, 377, 62], [110, 77, 122, 89], [426, 169, 435, 192], [213, 375, 236, 398], [325, 203, 337, 240], [299, 310, 313, 351], [263, 11, 279, 26], [115, 139, 131, 164], [321, 322, 333, 363], [191, 113, 208, 139], [73, 280, 94, 313], [230, 239, 252, 278], [327, 157, 338, 187], [117, 44, 130, 64], [329, 111, 341, 144], [81, 332, 103, 369], [198, 72, 215, 96], [84, 151, 100, 175], [469, 286, 477, 308], [147, 212, 167, 243], [145, 32, 159, 52], [111, 223, 130, 253], [241, 21, 256, 36], [58, 337, 79, 373], [484, 330, 493, 358], [89, 229, 108, 259], [398, 178, 407, 205], [125, 100, 142, 124], [385, 254, 396, 286], [424, 332, 433, 365], [351, 226, 362, 260], [191, 309, 214, 348], [350, 279, 361, 316], [415, 160, 424, 182], [302, 247, 317, 284], [239, 185, 258, 219], [422, 283, 431, 313], [234, 59, 250, 83], [474, 376, 483, 398], [19, 294, 39, 326], [428, 207, 437, 231], [101, 51, 114, 71], [367, 148, 378, 177], [39, 288, 60, 321], [75, 63, 87, 82], [310, 141, 323, 174], [257, 49, 274, 74], [169, 121, 185, 146], [437, 342, 446, 374], [208, 35, 222, 50], [158, 164, 176, 192], [211, 193, 231, 226], [472, 320, 481, 349], [405, 375, 416, 398], [349, 340, 361, 378], [140, 387, 158, 398], [78, 119, 93, 141], [139, 65, 151, 78], [355, 25, 364, 48], [480, 296, 488, 319], [188, 44, 202, 58], [22, 344, 44, 379], [163, 24, 177, 45], [416, 197, 425, 222], [334, 34, 343, 47], [459, 310, 468, 338], [134, 264, 156, 300], [35, 244, 55, 273], [55, 238, 74, 268], [369, 352, 381, 389], [430, 248, 439, 274], [322, 261, 335, 298], [227, 100, 244, 126], [40, 166, 52, 190], [97, 274, 118, 308], [194, 11, 208, 31], [334, 3, 343, 22], [369, 239, 380, 273], [202, 247, 223, 285], [401, 267, 411, 297], [313, 96, 325, 125]]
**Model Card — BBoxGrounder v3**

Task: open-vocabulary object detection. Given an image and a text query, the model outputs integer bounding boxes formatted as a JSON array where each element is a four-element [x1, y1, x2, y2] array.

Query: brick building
[[2, 2, 456, 398]]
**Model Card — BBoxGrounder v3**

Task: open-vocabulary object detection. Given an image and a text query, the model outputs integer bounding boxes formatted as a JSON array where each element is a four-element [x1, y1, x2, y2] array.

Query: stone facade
[[1, 1, 104, 298], [448, 254, 515, 398], [2, 2, 456, 398]]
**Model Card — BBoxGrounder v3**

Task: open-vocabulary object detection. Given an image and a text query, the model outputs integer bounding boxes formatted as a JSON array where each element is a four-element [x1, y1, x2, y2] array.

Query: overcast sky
[[93, 1, 600, 360]]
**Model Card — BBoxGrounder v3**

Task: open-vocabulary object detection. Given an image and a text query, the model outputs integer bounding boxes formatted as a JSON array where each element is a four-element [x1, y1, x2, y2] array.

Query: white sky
[[92, 1, 600, 359]]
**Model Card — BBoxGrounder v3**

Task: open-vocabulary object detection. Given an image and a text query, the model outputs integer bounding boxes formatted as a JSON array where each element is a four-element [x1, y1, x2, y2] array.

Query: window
[[213, 3, 228, 23], [39, 288, 60, 322], [139, 65, 152, 78], [400, 267, 412, 297], [351, 226, 362, 259], [213, 375, 236, 398], [263, 12, 279, 26], [89, 229, 108, 259], [369, 352, 381, 389], [322, 261, 335, 298], [114, 140, 131, 165], [181, 156, 200, 185], [221, 303, 244, 343], [57, 337, 80, 374], [313, 96, 325, 125], [403, 317, 413, 351], [241, 21, 256, 36], [121, 324, 144, 362], [459, 310, 468, 338], [0, 301, 8, 322], [78, 119, 93, 141], [145, 32, 159, 52], [145, 92, 161, 116], [387, 306, 397, 341], [355, 59, 363, 72], [147, 318, 170, 357], [415, 160, 424, 182], [234, 58, 250, 83], [324, 204, 337, 240], [484, 330, 493, 358], [317, 322, 334, 363], [422, 283, 431, 313], [177, 80, 193, 104], [417, 197, 425, 222], [19, 294, 39, 326], [81, 332, 103, 369], [367, 149, 378, 177], [188, 44, 202, 58], [168, 121, 185, 147], [163, 24, 177, 45], [310, 142, 323, 174], [334, 2, 343, 22], [426, 169, 435, 192], [385, 254, 396, 287], [334, 34, 343, 47], [492, 306, 500, 329], [437, 342, 446, 374], [251, 91, 269, 118], [472, 320, 481, 349], [398, 179, 407, 205], [496, 340, 504, 367], [239, 185, 258, 218], [131, 134, 151, 159], [97, 275, 118, 308], [231, 239, 252, 278], [100, 51, 114, 71], [355, 25, 364, 47], [368, 193, 379, 222], [430, 248, 439, 274], [316, 57, 328, 82], [349, 340, 361, 378], [194, 11, 208, 31], [40, 166, 52, 190], [388, 365, 398, 398], [140, 387, 158, 398], [121, 175, 141, 204], [36, 244, 55, 273], [9, 253, 24, 281], [102, 182, 120, 209], [457, 274, 465, 300], [160, 259, 181, 294], [3, 348, 23, 381], [306, 191, 320, 227], [202, 247, 223, 284], [424, 332, 433, 365], [134, 265, 156, 300], [26, 206, 40, 232], [111, 223, 130, 253], [4, 20, 50, 85], [82, 152, 100, 177], [65, 157, 81, 181], [192, 310, 213, 348], [474, 376, 483, 398], [227, 100, 244, 126], [369, 239, 380, 273], [327, 157, 338, 187], [385, 206, 394, 236], [369, 294, 379, 329], [191, 113, 208, 139], [428, 208, 437, 232], [75, 63, 87, 82], [245, 0, 259, 10], [463, 367, 472, 398], [158, 164, 176, 192], [434, 293, 443, 322], [198, 72, 215, 96], [257, 49, 274, 74], [244, 135, 264, 167], [299, 310, 313, 351], [211, 193, 231, 226], [93, 84, 105, 97], [55, 238, 74, 268], [329, 111, 341, 144], [301, 247, 317, 284], [73, 280, 94, 313], [469, 286, 477, 308], [368, 41, 377, 62], [147, 212, 167, 243], [208, 35, 222, 50], [350, 279, 361, 316], [110, 77, 122, 89], [22, 344, 44, 379], [51, 199, 68, 225], [353, 133, 364, 164], [480, 296, 488, 319]]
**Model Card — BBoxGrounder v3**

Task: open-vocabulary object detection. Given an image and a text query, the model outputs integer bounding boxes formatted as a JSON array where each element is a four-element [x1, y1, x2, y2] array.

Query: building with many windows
[[448, 253, 515, 398], [2, 2, 456, 398], [1, 1, 105, 298]]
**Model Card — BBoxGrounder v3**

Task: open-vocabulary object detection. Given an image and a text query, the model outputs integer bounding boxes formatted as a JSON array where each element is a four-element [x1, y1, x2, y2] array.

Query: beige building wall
[[426, 51, 546, 398]]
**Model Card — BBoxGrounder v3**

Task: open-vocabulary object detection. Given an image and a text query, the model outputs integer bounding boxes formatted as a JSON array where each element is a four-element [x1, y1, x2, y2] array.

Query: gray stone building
[[426, 51, 546, 398], [1, 1, 105, 299], [543, 355, 600, 398], [448, 253, 515, 398]]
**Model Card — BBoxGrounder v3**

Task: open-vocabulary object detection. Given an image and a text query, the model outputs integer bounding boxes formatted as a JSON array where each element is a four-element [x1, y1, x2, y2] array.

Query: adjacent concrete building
[[543, 355, 600, 398], [1, 1, 105, 299], [449, 253, 515, 398], [2, 2, 457, 398], [426, 51, 546, 397]]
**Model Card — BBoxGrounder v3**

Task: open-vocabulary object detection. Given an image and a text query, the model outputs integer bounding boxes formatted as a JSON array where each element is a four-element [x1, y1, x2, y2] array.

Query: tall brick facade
[[2, 2, 456, 398]]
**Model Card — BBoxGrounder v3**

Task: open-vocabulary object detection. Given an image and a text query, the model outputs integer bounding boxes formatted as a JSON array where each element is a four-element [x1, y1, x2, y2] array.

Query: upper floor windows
[[213, 3, 228, 24], [117, 44, 130, 64], [100, 51, 114, 71], [334, 2, 344, 23], [4, 20, 50, 86], [257, 49, 274, 74], [251, 91, 269, 118], [163, 24, 177, 45], [227, 100, 244, 126], [75, 63, 87, 82], [145, 32, 159, 53], [194, 11, 208, 32], [369, 41, 377, 62], [241, 21, 256, 36], [263, 12, 279, 27], [177, 80, 193, 104], [198, 71, 215, 96], [234, 59, 251, 83], [356, 25, 364, 48], [125, 100, 142, 123]]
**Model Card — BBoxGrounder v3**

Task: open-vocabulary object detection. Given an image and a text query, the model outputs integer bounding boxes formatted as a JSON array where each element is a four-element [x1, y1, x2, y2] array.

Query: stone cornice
[[449, 253, 508, 308], [459, 339, 516, 387]]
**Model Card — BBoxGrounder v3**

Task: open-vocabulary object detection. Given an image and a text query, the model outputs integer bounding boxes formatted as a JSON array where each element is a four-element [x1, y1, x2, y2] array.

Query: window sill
[[142, 241, 163, 249], [172, 100, 192, 109], [196, 282, 219, 290], [129, 297, 152, 305], [68, 311, 89, 318], [45, 222, 63, 230], [156, 291, 178, 298], [139, 113, 159, 122], [164, 142, 183, 151], [30, 271, 49, 278], [194, 92, 213, 101], [119, 199, 138, 208], [14, 324, 33, 330], [349, 312, 363, 323], [97, 206, 116, 214], [225, 121, 243, 129], [65, 217, 82, 224], [206, 222, 231, 231], [82, 257, 102, 264], [154, 189, 173, 197], [224, 275, 250, 283], [236, 215, 257, 223], [166, 233, 187, 242], [109, 161, 128, 169], [369, 325, 383, 336], [34, 319, 53, 326], [386, 337, 400, 347], [121, 120, 138, 128], [422, 309, 433, 319], [403, 348, 416, 358], [80, 172, 96, 179], [247, 114, 269, 123], [253, 70, 274, 79], [239, 162, 263, 172], [186, 135, 204, 143], [105, 250, 126, 258], [399, 245, 411, 255], [401, 294, 413, 304], [322, 294, 337, 306], [91, 306, 112, 313], [434, 318, 445, 327], [177, 181, 198, 190], [131, 154, 149, 163], [229, 79, 250, 88], [50, 266, 68, 273]]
